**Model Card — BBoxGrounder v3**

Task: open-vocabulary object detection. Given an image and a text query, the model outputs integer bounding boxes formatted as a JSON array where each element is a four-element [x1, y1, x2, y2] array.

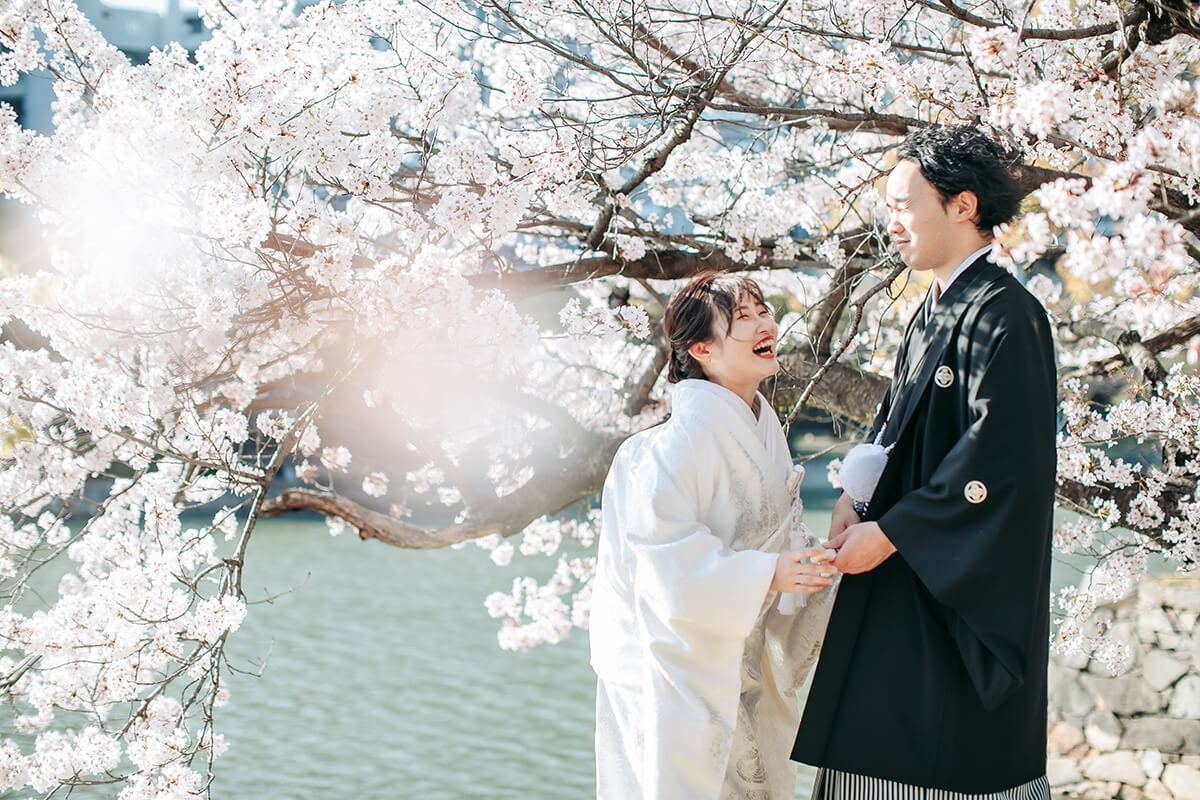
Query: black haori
[[793, 255, 1058, 794]]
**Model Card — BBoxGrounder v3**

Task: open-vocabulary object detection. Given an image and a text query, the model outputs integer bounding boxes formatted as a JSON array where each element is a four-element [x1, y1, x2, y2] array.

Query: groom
[[793, 126, 1057, 798]]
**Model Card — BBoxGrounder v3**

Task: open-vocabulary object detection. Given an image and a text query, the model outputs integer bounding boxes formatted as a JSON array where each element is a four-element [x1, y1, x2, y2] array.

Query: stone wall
[[1049, 576, 1200, 800]]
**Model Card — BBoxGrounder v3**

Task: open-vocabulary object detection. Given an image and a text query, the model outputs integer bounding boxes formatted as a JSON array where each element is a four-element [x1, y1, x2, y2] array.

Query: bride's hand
[[770, 547, 839, 593], [825, 492, 860, 549]]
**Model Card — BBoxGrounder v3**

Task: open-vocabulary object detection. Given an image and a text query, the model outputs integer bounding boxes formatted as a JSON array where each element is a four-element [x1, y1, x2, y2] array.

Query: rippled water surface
[[216, 518, 596, 799]]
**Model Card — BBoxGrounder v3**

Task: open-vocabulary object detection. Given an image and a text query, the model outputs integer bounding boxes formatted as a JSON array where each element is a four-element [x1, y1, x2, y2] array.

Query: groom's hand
[[832, 522, 896, 574], [824, 492, 860, 549]]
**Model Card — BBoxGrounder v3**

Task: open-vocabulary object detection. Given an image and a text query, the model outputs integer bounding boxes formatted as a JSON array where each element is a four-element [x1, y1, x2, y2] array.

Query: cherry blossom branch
[[585, 91, 712, 250], [627, 20, 925, 135], [259, 423, 622, 546], [1077, 315, 1200, 380], [1066, 318, 1168, 387], [622, 334, 670, 416], [1143, 0, 1200, 42], [583, 2, 791, 250], [809, 246, 869, 360], [774, 353, 890, 427], [920, 0, 1153, 41], [256, 325, 678, 548], [701, 102, 920, 136], [472, 244, 873, 291], [260, 486, 515, 548], [0, 655, 41, 692], [1010, 163, 1200, 237], [783, 261, 907, 428], [1143, 314, 1200, 353], [1056, 476, 1197, 565]]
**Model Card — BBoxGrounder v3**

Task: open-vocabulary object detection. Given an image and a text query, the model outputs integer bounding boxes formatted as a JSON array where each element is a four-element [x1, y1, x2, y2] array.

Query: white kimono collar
[[670, 378, 764, 429], [669, 379, 792, 497]]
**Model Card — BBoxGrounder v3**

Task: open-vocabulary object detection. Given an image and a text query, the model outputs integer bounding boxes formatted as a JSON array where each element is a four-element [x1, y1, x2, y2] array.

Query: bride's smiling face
[[689, 293, 780, 392]]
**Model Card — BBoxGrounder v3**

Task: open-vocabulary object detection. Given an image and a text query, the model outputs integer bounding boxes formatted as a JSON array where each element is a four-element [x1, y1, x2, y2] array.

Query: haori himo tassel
[[837, 428, 894, 516]]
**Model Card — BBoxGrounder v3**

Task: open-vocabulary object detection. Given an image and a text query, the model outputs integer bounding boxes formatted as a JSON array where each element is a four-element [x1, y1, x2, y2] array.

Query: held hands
[[823, 492, 897, 574], [771, 547, 839, 593], [825, 521, 896, 575]]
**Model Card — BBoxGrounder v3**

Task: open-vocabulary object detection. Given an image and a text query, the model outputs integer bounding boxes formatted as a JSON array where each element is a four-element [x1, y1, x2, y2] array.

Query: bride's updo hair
[[663, 272, 768, 384]]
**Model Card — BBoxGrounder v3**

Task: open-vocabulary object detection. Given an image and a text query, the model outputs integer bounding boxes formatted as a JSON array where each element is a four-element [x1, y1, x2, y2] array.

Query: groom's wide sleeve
[[877, 292, 1057, 710]]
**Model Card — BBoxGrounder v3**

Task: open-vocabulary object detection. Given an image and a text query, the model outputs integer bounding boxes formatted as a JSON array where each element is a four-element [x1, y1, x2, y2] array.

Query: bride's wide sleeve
[[622, 426, 778, 799], [629, 433, 778, 646]]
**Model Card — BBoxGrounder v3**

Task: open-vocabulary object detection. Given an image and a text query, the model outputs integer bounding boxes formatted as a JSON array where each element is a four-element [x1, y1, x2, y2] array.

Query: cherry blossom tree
[[0, 0, 1198, 793]]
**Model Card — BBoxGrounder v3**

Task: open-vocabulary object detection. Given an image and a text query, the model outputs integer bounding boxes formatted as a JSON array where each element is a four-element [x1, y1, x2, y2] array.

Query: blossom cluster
[[559, 298, 652, 341], [1053, 374, 1200, 666], [477, 512, 599, 650]]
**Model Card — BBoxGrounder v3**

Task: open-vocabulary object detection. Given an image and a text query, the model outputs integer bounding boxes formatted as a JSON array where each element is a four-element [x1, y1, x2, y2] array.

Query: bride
[[590, 272, 838, 800]]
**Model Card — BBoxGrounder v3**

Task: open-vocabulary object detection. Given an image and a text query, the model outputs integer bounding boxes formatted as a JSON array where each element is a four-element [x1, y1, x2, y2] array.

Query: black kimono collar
[[881, 255, 1007, 450]]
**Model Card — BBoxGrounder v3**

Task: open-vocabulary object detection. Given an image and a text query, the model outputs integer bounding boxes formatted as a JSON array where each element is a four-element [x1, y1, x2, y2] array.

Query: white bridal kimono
[[590, 379, 836, 800]]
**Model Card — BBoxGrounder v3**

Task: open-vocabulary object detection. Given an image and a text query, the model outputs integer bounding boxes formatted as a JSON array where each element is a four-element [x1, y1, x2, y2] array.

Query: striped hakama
[[811, 768, 1050, 800]]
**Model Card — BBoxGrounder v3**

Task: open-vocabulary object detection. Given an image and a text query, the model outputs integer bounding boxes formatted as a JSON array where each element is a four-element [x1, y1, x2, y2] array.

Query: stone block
[[1165, 585, 1200, 613], [1144, 778, 1172, 800], [1085, 751, 1148, 787], [1144, 750, 1166, 780], [1057, 647, 1091, 670], [1141, 609, 1177, 642], [1083, 673, 1165, 715], [1140, 582, 1168, 609], [1049, 721, 1086, 756], [1066, 781, 1110, 800], [1121, 717, 1200, 753], [1145, 651, 1190, 692], [1170, 675, 1200, 719], [1115, 621, 1145, 669], [1180, 611, 1198, 634], [1159, 632, 1192, 651], [1086, 708, 1123, 752], [1048, 755, 1083, 786], [1053, 664, 1101, 722], [1164, 763, 1200, 800]]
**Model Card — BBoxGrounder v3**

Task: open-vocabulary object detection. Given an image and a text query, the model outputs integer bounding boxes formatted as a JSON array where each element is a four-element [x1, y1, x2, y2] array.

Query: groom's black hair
[[895, 126, 1023, 234]]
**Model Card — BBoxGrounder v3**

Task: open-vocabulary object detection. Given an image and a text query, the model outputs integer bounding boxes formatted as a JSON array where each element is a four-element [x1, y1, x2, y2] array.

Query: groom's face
[[885, 159, 955, 273]]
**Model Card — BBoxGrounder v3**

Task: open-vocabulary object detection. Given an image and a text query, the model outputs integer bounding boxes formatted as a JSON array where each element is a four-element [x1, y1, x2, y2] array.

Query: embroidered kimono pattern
[[591, 379, 835, 800]]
